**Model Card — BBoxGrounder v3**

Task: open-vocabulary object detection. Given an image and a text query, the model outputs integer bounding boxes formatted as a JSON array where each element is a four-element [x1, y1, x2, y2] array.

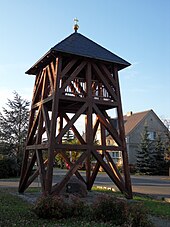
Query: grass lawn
[[134, 195, 170, 219], [0, 187, 170, 227], [95, 187, 170, 219], [0, 188, 114, 227]]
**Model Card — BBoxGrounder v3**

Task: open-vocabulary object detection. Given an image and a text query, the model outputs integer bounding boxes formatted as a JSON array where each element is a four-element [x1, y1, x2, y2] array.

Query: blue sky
[[0, 0, 170, 120]]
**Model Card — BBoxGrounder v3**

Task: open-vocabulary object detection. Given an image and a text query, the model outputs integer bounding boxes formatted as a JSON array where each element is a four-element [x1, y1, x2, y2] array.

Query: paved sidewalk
[[0, 178, 40, 188]]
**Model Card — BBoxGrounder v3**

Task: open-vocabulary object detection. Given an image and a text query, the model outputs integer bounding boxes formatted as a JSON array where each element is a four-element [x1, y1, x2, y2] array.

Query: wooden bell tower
[[19, 23, 132, 199]]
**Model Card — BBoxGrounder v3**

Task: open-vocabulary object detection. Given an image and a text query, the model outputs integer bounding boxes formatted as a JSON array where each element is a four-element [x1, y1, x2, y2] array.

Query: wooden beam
[[88, 157, 103, 189], [47, 65, 54, 92], [69, 81, 80, 96], [27, 106, 41, 144], [59, 94, 85, 103], [50, 60, 58, 82], [74, 79, 85, 95], [45, 57, 62, 194], [93, 103, 122, 146], [31, 70, 43, 106], [63, 113, 86, 144], [31, 96, 53, 110], [32, 70, 45, 105], [100, 63, 116, 89], [60, 61, 87, 93], [26, 143, 48, 150], [94, 145, 123, 151], [59, 151, 86, 184], [41, 68, 48, 99], [35, 110, 46, 193], [93, 98, 118, 107], [93, 117, 100, 141], [18, 151, 37, 192], [85, 62, 92, 189], [61, 58, 78, 78], [25, 155, 50, 190], [55, 143, 88, 150], [104, 151, 124, 184], [91, 149, 127, 194], [42, 105, 50, 140], [56, 102, 88, 143], [51, 150, 88, 195], [92, 63, 117, 102], [114, 66, 132, 199], [18, 149, 30, 191], [26, 141, 121, 152]]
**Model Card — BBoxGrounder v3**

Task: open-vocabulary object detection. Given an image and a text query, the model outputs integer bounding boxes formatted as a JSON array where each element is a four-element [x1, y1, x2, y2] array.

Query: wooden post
[[45, 57, 62, 194], [114, 65, 132, 199]]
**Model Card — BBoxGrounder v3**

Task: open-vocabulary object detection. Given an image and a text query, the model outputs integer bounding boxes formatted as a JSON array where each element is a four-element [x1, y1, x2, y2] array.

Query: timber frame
[[19, 50, 132, 199]]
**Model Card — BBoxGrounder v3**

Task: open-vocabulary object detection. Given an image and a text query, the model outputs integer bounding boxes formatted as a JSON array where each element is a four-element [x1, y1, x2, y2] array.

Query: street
[[53, 169, 170, 198], [0, 169, 169, 198]]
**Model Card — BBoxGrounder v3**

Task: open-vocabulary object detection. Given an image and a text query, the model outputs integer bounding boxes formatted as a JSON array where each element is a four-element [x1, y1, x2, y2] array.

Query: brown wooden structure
[[19, 28, 132, 198]]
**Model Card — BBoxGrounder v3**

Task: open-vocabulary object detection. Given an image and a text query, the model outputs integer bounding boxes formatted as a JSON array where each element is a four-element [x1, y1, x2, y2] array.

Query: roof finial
[[73, 18, 79, 33]]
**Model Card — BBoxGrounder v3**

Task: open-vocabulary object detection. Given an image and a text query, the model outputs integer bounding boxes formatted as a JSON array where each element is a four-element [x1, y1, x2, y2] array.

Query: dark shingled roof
[[26, 32, 131, 75]]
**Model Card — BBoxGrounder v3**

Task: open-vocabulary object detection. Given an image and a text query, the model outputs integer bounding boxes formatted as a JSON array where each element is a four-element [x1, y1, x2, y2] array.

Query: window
[[112, 151, 121, 158], [148, 131, 156, 140]]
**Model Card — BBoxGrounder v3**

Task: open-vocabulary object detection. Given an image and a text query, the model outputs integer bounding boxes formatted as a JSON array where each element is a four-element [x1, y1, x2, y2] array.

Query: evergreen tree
[[136, 126, 154, 175], [165, 130, 170, 161], [164, 130, 170, 176], [154, 135, 166, 175], [0, 91, 30, 173], [162, 119, 170, 175], [55, 129, 75, 168], [62, 129, 75, 143]]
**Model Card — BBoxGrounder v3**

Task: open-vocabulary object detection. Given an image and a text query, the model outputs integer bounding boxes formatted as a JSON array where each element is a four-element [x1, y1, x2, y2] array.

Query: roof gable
[[124, 110, 151, 135], [26, 32, 130, 75], [124, 109, 168, 135]]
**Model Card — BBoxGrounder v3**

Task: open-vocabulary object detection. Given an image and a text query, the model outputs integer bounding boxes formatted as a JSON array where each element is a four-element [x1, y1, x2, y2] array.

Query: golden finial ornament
[[73, 18, 79, 32]]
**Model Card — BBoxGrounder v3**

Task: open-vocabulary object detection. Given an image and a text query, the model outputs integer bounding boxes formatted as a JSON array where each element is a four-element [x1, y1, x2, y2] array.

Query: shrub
[[33, 195, 90, 220], [128, 202, 153, 227], [92, 195, 153, 226], [33, 194, 153, 226], [33, 195, 71, 219], [68, 195, 90, 218], [92, 194, 128, 225]]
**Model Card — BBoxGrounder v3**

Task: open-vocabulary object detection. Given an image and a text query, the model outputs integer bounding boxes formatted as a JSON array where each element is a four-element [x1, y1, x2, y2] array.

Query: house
[[96, 109, 168, 166], [123, 110, 168, 165], [93, 109, 168, 167]]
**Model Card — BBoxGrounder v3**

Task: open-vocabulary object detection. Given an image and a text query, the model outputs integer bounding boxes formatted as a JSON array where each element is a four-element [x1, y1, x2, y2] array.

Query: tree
[[55, 129, 75, 168], [136, 126, 154, 175], [63, 129, 76, 163], [0, 91, 30, 174], [161, 119, 170, 176], [62, 129, 75, 143], [163, 119, 170, 161], [154, 135, 167, 175], [137, 125, 169, 175], [165, 131, 170, 164]]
